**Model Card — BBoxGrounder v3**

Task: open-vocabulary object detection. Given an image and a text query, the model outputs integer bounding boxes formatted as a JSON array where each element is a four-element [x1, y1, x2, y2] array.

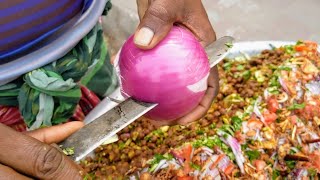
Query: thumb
[[25, 121, 84, 144], [134, 2, 176, 49]]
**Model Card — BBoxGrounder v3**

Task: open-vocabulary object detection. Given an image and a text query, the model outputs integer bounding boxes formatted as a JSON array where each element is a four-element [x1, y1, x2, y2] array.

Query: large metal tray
[[81, 40, 305, 160]]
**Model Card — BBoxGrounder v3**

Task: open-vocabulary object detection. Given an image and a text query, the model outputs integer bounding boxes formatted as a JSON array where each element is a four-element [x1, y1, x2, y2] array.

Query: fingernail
[[134, 27, 154, 46]]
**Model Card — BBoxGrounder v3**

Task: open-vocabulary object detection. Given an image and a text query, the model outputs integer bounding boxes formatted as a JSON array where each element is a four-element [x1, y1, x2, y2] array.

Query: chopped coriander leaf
[[296, 145, 302, 151], [272, 170, 280, 180], [308, 168, 317, 177], [285, 160, 296, 169], [242, 70, 251, 81], [284, 45, 295, 54], [278, 66, 292, 71], [190, 163, 201, 170], [237, 65, 245, 71], [287, 103, 305, 110], [62, 147, 75, 156], [223, 62, 232, 71], [231, 116, 242, 131], [289, 149, 296, 155], [209, 123, 216, 129], [196, 129, 205, 135], [296, 40, 304, 45], [245, 150, 260, 161]]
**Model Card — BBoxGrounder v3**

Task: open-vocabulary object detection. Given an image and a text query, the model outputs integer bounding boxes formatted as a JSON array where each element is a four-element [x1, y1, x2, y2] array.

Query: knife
[[59, 36, 235, 162]]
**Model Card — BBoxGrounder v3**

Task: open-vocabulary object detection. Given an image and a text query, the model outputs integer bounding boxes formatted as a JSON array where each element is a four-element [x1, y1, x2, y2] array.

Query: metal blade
[[59, 98, 157, 162], [206, 36, 235, 68]]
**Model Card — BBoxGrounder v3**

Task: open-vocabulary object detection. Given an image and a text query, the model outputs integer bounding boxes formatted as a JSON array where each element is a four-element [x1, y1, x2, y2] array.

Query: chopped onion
[[217, 156, 230, 170], [278, 77, 290, 94], [278, 137, 286, 145], [253, 97, 266, 124], [290, 147, 300, 153], [291, 169, 308, 180], [207, 168, 220, 179], [193, 170, 200, 177], [296, 81, 304, 99], [200, 152, 209, 162], [153, 159, 167, 173], [168, 159, 181, 169], [297, 135, 302, 145], [242, 121, 249, 134], [277, 92, 288, 103], [217, 131, 245, 174], [253, 129, 263, 141], [264, 89, 270, 100], [202, 147, 214, 154], [190, 147, 195, 162], [306, 81, 320, 95]]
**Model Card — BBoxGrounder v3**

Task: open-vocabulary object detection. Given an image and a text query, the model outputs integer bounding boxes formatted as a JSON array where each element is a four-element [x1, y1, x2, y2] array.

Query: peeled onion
[[118, 26, 210, 121]]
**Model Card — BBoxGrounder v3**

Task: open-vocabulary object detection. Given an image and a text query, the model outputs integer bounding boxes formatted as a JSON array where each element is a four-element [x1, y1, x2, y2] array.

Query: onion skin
[[119, 26, 210, 121]]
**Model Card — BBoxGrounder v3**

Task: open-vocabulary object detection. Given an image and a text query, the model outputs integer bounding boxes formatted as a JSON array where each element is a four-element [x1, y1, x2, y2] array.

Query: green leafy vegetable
[[223, 62, 232, 71], [308, 168, 317, 177], [62, 147, 75, 156], [272, 170, 280, 180], [284, 45, 295, 54], [192, 136, 235, 160], [278, 66, 292, 71], [237, 65, 245, 71], [287, 103, 306, 110], [190, 163, 201, 170], [242, 70, 251, 81], [245, 150, 260, 161], [285, 160, 296, 169]]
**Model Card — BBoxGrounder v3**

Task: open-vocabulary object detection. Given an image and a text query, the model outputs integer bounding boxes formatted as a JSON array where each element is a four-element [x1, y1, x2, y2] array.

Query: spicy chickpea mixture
[[81, 41, 320, 180]]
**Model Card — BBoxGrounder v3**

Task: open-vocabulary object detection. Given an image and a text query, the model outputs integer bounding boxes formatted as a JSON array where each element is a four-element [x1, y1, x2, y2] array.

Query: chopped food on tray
[[80, 41, 320, 179]]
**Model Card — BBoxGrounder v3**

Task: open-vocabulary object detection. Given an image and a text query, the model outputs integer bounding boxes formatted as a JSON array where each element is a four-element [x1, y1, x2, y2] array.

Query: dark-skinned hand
[[0, 122, 84, 180]]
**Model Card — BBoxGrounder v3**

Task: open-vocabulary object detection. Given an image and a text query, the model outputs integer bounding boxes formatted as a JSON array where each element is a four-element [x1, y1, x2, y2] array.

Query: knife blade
[[59, 36, 235, 162]]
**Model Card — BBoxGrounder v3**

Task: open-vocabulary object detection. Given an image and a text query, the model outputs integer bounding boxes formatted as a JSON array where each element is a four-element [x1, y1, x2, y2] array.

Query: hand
[[135, 0, 219, 125], [135, 0, 216, 49], [0, 122, 84, 180]]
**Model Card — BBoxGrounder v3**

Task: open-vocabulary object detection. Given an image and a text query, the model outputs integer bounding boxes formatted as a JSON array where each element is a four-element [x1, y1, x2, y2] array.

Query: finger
[[179, 1, 216, 47], [176, 67, 219, 125], [134, 0, 177, 49], [25, 121, 84, 144], [0, 123, 82, 179], [0, 164, 32, 180], [136, 0, 149, 21]]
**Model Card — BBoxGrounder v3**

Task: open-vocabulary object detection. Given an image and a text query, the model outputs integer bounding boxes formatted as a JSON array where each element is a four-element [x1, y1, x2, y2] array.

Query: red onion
[[217, 130, 245, 174], [306, 81, 320, 95], [118, 26, 210, 121]]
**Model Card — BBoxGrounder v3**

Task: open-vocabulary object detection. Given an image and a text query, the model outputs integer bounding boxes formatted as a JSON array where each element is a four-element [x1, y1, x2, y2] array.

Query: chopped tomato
[[234, 130, 246, 144], [224, 163, 235, 175], [253, 160, 266, 171], [309, 151, 320, 171], [295, 41, 318, 54], [210, 154, 225, 170], [267, 97, 279, 113], [182, 144, 192, 162], [247, 119, 264, 130], [289, 115, 298, 125], [263, 110, 278, 124]]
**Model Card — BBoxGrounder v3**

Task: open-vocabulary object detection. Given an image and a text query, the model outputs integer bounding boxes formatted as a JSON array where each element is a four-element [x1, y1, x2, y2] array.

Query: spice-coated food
[[81, 41, 320, 179]]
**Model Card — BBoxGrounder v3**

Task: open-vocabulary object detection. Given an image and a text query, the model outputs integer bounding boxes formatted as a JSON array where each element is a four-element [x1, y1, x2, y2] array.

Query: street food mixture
[[80, 41, 320, 179]]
